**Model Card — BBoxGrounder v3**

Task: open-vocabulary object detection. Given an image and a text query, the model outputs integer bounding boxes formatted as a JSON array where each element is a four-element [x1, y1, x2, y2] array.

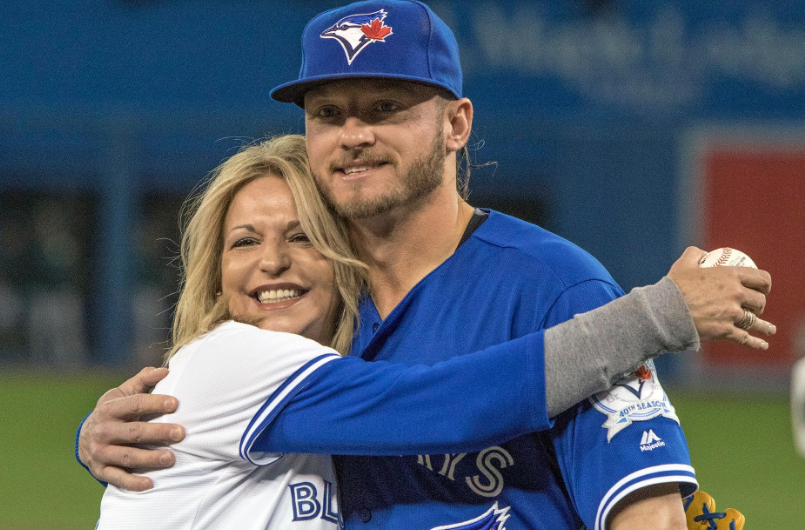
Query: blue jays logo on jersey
[[429, 502, 510, 530], [320, 9, 393, 65], [589, 360, 680, 441]]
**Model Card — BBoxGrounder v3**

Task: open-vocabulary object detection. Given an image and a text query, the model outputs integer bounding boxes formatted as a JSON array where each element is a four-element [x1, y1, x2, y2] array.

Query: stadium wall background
[[1, 0, 803, 379]]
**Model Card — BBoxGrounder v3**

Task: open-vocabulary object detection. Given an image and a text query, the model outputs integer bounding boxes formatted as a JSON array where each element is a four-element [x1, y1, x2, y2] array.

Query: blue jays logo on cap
[[321, 9, 394, 65], [429, 502, 510, 530]]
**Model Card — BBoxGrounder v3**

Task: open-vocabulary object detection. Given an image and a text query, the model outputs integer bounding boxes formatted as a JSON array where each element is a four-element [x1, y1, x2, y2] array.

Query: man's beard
[[314, 134, 445, 220]]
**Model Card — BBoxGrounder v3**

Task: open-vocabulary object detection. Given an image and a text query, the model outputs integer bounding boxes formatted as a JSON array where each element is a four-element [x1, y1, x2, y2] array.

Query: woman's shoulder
[[174, 321, 337, 367], [162, 320, 340, 404], [209, 320, 333, 349]]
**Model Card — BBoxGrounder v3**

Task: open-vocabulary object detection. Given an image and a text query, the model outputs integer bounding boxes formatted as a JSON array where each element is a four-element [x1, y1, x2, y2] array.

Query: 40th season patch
[[589, 360, 679, 442]]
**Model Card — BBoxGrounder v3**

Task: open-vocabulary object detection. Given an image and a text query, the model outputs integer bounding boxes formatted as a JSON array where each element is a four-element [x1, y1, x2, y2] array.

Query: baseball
[[699, 247, 757, 269]]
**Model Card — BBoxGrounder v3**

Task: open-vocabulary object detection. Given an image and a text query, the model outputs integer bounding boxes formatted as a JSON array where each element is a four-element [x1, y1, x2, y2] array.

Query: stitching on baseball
[[715, 248, 732, 267]]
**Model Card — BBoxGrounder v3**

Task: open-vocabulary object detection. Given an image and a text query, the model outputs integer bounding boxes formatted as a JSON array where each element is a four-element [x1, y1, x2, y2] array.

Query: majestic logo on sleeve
[[589, 360, 679, 441], [320, 10, 393, 65], [639, 429, 665, 451], [429, 503, 511, 530]]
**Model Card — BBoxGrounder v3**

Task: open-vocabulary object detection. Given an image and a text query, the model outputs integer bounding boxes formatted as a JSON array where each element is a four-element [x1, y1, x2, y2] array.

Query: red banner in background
[[700, 143, 805, 368]]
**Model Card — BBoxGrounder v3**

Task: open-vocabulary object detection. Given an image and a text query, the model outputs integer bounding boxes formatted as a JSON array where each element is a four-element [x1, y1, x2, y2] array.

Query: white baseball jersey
[[96, 321, 342, 530]]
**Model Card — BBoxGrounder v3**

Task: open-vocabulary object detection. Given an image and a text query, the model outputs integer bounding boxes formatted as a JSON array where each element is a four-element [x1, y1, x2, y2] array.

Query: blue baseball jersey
[[334, 210, 697, 530]]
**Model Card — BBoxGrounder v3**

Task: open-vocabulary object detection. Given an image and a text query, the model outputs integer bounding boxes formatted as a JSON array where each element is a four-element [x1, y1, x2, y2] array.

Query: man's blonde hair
[[166, 135, 367, 363]]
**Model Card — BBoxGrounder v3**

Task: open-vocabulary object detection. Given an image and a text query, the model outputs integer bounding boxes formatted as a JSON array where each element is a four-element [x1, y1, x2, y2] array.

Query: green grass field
[[1, 371, 803, 529]]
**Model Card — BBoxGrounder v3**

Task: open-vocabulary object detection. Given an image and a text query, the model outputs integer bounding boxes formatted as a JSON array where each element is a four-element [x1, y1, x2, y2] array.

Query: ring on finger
[[736, 309, 756, 330]]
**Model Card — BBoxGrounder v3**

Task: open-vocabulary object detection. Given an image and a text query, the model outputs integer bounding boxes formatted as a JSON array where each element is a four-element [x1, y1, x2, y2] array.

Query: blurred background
[[1, 0, 803, 528]]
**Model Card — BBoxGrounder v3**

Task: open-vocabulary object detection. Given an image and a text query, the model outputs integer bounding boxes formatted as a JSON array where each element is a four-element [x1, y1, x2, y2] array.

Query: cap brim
[[270, 72, 460, 108]]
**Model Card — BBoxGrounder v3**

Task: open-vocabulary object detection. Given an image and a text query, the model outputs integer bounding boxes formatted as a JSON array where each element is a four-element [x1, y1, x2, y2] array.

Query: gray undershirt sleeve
[[545, 276, 700, 418]]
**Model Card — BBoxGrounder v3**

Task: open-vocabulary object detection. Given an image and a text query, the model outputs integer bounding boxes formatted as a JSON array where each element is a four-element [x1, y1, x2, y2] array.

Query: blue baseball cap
[[270, 0, 462, 107]]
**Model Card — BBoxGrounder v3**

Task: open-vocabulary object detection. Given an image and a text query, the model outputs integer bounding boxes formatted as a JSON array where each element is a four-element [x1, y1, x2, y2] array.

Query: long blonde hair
[[166, 135, 366, 363]]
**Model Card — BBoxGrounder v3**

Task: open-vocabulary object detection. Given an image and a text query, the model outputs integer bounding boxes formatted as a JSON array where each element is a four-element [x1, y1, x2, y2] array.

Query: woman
[[170, 133, 365, 359], [95, 135, 553, 529]]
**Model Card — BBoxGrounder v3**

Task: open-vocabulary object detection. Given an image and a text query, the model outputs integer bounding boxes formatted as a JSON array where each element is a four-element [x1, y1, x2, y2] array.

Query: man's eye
[[376, 101, 399, 113], [315, 106, 340, 119]]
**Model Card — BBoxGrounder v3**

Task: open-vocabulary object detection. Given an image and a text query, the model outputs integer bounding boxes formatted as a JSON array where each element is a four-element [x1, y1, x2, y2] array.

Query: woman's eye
[[289, 233, 311, 243], [231, 237, 257, 248]]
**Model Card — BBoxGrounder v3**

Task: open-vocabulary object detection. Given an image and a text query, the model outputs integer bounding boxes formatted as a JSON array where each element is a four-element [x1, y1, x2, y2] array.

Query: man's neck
[[349, 182, 476, 319]]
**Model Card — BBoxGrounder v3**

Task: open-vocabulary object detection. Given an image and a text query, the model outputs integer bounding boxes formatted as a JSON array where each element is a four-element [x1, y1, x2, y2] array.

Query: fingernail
[[160, 453, 173, 465], [171, 427, 183, 441], [760, 340, 769, 350], [768, 325, 777, 334], [164, 398, 177, 410]]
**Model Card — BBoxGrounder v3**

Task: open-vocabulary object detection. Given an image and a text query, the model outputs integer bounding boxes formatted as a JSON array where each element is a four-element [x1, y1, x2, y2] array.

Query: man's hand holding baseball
[[668, 246, 775, 350]]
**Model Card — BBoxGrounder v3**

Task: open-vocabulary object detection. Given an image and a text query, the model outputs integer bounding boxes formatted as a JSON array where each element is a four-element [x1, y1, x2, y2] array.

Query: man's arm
[[547, 246, 772, 417], [608, 484, 687, 530], [76, 246, 774, 489], [544, 276, 698, 530]]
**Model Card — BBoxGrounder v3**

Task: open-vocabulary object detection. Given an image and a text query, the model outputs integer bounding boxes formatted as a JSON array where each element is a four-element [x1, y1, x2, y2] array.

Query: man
[[77, 1, 774, 528]]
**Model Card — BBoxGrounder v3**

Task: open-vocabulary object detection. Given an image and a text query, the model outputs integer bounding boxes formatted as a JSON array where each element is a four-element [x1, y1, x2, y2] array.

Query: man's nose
[[339, 116, 376, 150]]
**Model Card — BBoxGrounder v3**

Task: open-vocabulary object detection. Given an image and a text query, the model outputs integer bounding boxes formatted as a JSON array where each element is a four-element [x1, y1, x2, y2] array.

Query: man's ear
[[444, 98, 473, 154]]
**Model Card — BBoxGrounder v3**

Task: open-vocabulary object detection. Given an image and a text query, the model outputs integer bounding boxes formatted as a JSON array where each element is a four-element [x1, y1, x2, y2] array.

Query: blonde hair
[[166, 135, 367, 363]]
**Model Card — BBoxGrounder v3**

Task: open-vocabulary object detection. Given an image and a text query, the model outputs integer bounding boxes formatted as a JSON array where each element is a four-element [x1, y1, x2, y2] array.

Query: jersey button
[[359, 508, 372, 523], [372, 322, 379, 333]]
